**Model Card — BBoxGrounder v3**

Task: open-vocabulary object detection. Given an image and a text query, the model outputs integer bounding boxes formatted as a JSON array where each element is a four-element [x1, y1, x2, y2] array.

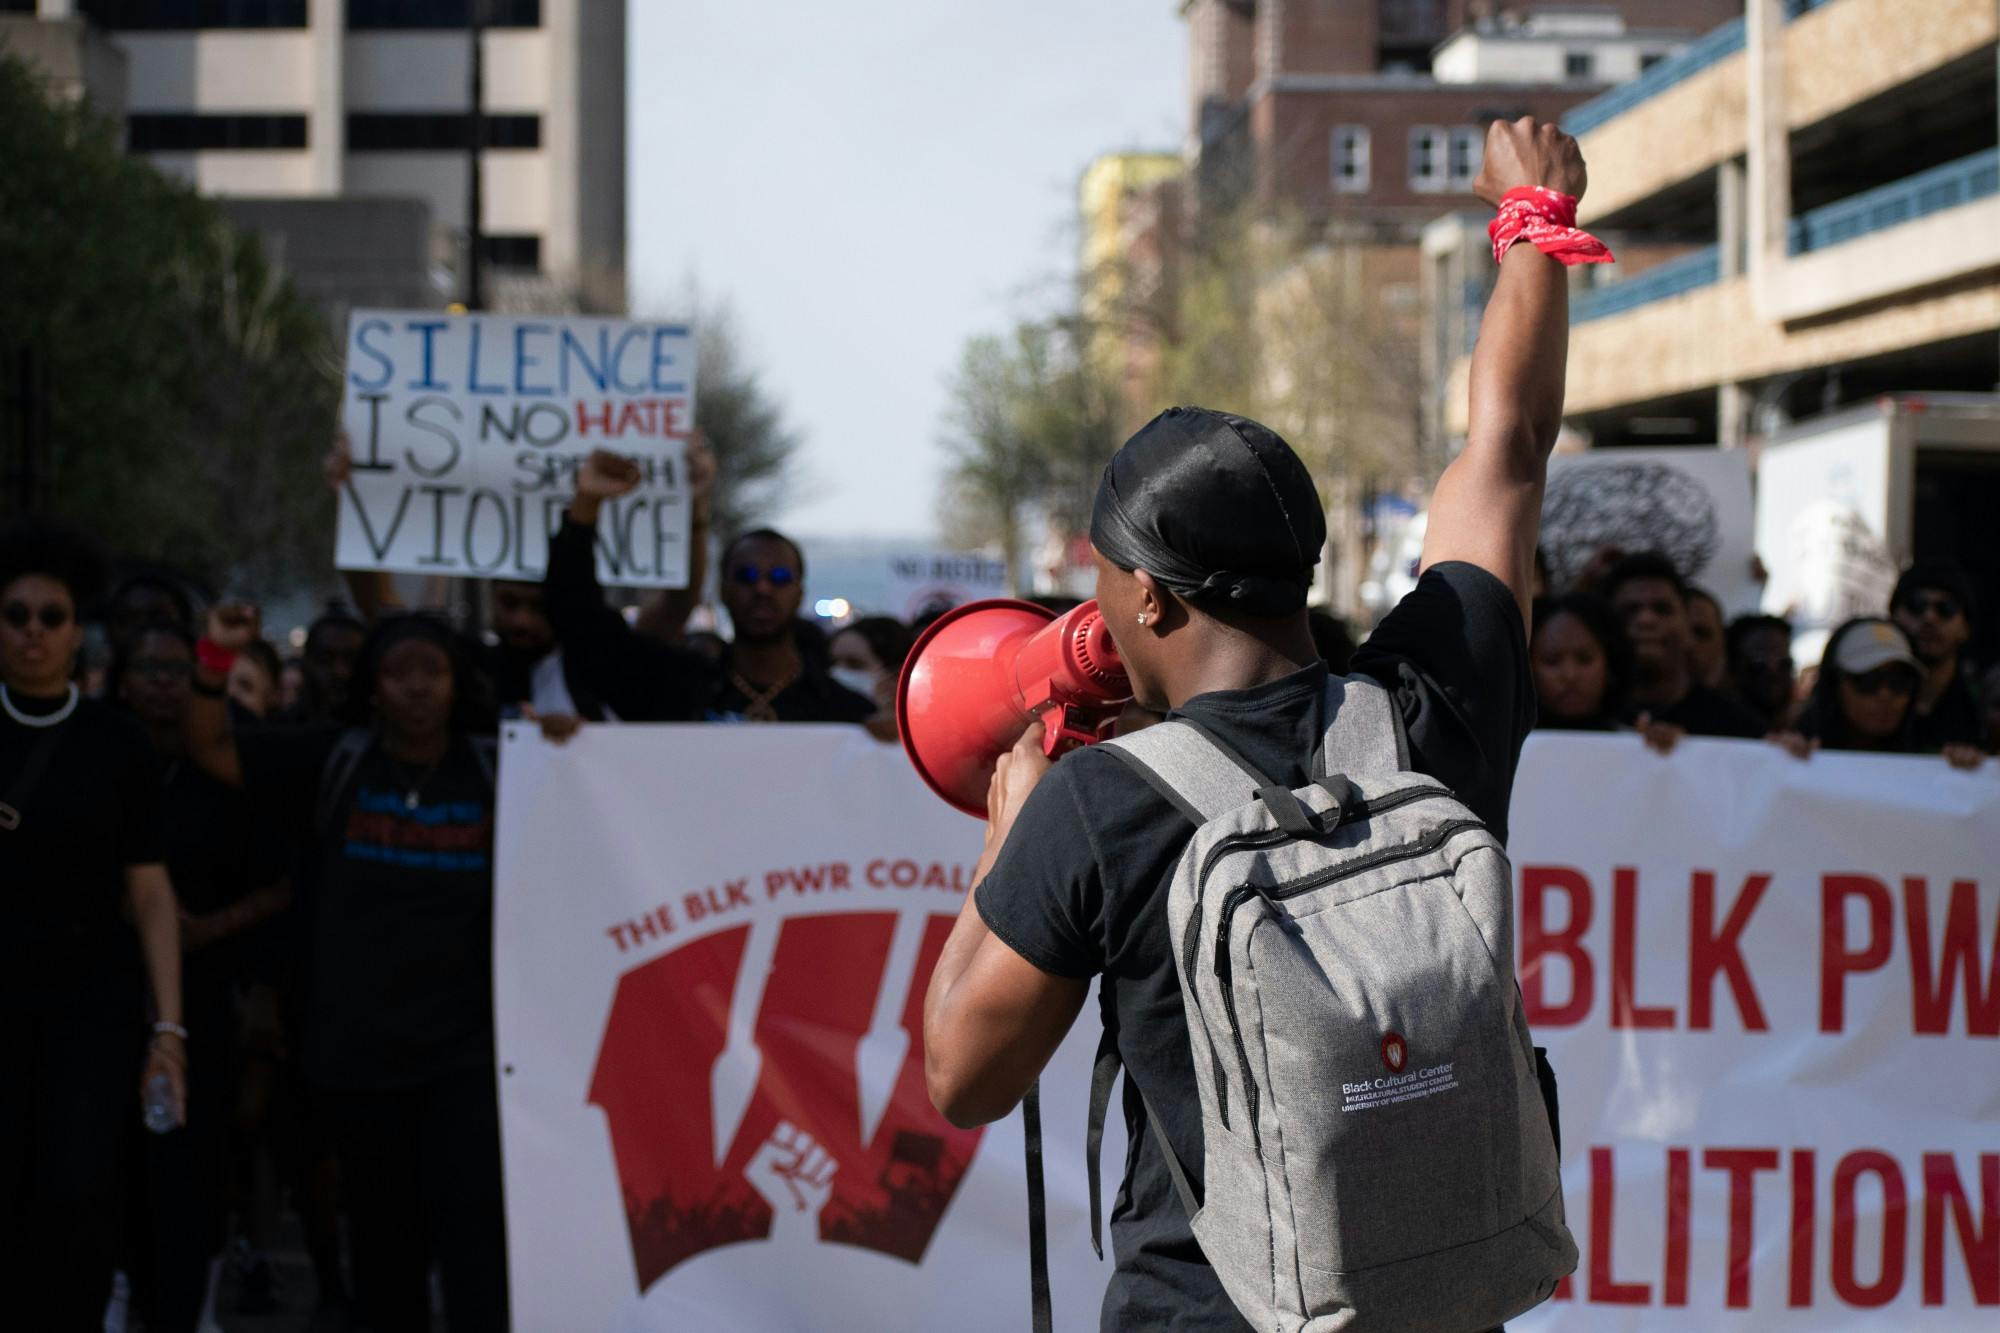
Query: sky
[[626, 1, 1186, 543]]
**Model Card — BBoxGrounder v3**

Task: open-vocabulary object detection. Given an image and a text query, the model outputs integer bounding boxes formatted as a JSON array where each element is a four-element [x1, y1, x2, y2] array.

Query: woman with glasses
[[1777, 618, 1985, 769], [0, 520, 186, 1331], [114, 620, 290, 1333]]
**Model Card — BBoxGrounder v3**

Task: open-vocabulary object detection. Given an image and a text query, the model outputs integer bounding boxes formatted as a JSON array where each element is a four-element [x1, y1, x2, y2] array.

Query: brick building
[[1184, 0, 1739, 228]]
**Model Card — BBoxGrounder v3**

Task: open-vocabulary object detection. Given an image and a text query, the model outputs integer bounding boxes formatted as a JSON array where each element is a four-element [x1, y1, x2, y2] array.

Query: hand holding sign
[[337, 311, 696, 588]]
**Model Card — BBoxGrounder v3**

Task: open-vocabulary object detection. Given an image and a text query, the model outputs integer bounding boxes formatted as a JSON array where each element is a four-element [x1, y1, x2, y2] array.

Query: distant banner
[[495, 730, 1998, 1330], [1543, 447, 1758, 612], [338, 310, 695, 587], [886, 551, 1008, 620]]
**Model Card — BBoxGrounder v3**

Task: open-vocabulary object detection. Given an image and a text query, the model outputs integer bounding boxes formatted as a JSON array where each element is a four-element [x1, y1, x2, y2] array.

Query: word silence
[[337, 310, 696, 588]]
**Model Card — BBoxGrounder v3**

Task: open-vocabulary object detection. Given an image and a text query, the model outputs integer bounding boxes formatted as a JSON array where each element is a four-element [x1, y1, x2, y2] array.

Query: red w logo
[[587, 911, 984, 1293], [1381, 1031, 1407, 1073]]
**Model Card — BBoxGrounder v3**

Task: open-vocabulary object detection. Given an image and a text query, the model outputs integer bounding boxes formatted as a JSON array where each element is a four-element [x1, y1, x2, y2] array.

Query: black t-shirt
[[0, 696, 165, 1011], [974, 563, 1534, 1331], [1913, 668, 1982, 751], [1625, 682, 1765, 739], [707, 651, 878, 724], [160, 756, 286, 991], [241, 725, 497, 1091]]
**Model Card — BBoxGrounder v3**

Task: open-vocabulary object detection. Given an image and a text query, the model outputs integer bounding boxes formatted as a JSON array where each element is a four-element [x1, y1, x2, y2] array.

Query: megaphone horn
[[896, 599, 1133, 818]]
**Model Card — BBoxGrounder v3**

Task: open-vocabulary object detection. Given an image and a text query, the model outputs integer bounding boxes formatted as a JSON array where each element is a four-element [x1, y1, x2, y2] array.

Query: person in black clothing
[[1777, 618, 1986, 770], [921, 118, 1584, 1331], [114, 621, 291, 1333], [1603, 552, 1765, 739], [185, 607, 509, 1333], [1726, 613, 1797, 733], [1685, 585, 1727, 691], [228, 634, 286, 719], [289, 607, 368, 722], [546, 448, 875, 724], [1528, 591, 1631, 730], [106, 567, 199, 647], [1889, 562, 1982, 751], [0, 519, 186, 1333]]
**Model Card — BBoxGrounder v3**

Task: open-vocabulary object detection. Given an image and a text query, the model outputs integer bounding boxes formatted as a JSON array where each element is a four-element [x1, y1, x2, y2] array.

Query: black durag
[[1089, 406, 1325, 618]]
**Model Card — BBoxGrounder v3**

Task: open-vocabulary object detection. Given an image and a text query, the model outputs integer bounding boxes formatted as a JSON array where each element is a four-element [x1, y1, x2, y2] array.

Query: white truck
[[1754, 392, 2000, 664]]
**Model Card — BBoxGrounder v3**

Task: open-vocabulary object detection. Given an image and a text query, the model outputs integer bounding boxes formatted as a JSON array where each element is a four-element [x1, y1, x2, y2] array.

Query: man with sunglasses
[[1888, 563, 1983, 753], [544, 450, 875, 725]]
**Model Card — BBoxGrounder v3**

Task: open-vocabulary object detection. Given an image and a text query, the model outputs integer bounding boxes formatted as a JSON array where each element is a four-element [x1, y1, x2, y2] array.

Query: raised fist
[[745, 1121, 837, 1243], [205, 602, 261, 655], [1474, 116, 1587, 207], [575, 449, 644, 502]]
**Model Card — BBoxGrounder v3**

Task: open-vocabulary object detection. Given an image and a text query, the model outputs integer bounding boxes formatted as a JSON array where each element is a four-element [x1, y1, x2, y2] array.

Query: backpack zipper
[[1182, 782, 1448, 1130], [1207, 810, 1486, 1145]]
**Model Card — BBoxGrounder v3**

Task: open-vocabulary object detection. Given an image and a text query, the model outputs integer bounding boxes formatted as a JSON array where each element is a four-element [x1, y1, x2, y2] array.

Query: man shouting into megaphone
[[923, 117, 1603, 1333]]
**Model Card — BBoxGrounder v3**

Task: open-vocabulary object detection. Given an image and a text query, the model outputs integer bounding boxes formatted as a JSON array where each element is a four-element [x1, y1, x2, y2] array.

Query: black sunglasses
[[731, 565, 798, 590], [1847, 666, 1917, 697], [1899, 593, 1961, 621], [2, 602, 72, 631]]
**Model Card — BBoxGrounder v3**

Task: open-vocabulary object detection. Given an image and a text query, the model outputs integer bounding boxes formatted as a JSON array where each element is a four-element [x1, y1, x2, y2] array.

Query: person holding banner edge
[[922, 117, 1591, 1330]]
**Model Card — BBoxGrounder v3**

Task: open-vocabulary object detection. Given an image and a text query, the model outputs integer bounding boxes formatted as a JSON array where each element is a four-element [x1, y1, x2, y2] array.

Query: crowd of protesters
[[1528, 547, 1996, 768], [2, 442, 1995, 1333]]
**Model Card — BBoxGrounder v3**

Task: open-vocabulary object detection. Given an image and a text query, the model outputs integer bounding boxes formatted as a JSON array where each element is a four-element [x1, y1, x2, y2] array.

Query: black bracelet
[[191, 676, 228, 699]]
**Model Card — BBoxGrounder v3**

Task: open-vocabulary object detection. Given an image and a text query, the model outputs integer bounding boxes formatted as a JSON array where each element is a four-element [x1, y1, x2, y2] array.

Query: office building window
[[1565, 50, 1594, 79], [347, 113, 541, 151], [480, 234, 542, 272], [1447, 126, 1482, 191], [81, 1, 307, 26], [1331, 125, 1371, 194], [128, 113, 307, 151], [348, 0, 541, 28], [1408, 126, 1445, 193]]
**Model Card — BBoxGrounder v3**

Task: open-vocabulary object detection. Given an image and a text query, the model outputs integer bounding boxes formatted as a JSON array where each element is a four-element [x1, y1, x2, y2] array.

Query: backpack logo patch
[[1381, 1031, 1407, 1072]]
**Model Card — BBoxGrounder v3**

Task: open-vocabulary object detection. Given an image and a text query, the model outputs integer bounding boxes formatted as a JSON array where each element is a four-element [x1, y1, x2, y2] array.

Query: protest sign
[[885, 551, 1008, 620], [495, 729, 1998, 1330], [337, 310, 695, 587], [1543, 447, 1758, 611]]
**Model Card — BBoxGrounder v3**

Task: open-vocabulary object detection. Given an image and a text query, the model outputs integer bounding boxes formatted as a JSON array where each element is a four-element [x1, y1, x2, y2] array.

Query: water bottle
[[143, 1070, 181, 1134]]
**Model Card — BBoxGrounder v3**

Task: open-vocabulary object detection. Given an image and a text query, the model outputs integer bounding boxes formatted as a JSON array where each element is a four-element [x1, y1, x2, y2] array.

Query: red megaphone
[[896, 599, 1133, 818]]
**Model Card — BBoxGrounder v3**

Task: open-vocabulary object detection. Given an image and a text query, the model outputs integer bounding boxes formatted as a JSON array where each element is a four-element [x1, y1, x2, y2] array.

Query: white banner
[[495, 729, 1999, 1330], [495, 725, 1123, 1332], [1509, 735, 1998, 1330], [339, 310, 695, 587]]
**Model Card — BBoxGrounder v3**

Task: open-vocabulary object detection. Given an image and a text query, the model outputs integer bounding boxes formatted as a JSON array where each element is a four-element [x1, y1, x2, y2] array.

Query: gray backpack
[[1074, 673, 1577, 1332]]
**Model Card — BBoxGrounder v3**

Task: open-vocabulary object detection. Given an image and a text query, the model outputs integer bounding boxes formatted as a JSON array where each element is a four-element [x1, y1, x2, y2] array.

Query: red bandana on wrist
[[1488, 186, 1614, 266]]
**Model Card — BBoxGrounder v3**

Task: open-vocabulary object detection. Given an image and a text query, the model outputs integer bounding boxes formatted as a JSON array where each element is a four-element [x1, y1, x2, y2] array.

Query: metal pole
[[464, 0, 487, 311]]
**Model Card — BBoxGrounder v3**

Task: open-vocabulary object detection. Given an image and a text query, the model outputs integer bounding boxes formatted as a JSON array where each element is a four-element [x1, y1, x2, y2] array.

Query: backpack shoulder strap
[[1314, 673, 1411, 779], [315, 727, 374, 840], [1100, 718, 1270, 826]]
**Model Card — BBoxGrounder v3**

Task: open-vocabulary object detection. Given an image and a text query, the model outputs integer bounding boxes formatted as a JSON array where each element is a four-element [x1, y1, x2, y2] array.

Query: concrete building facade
[[1437, 0, 2000, 448], [1182, 0, 1736, 225], [11, 0, 625, 313]]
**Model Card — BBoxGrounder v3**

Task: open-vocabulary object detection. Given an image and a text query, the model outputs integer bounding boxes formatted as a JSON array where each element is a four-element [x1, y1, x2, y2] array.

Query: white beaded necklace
[[0, 683, 80, 728]]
